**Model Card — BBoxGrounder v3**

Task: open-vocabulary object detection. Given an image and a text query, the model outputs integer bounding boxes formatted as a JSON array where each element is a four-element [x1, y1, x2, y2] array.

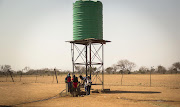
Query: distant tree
[[139, 66, 149, 74], [90, 67, 97, 74], [0, 65, 3, 75], [117, 59, 136, 74], [25, 69, 36, 75], [173, 62, 180, 69], [17, 70, 23, 75], [75, 66, 81, 73], [23, 66, 30, 72], [172, 62, 180, 73], [0, 65, 2, 71], [157, 65, 167, 74], [1, 65, 11, 73], [0, 65, 2, 72], [112, 64, 117, 74], [105, 67, 113, 74], [168, 66, 175, 74], [75, 66, 86, 74], [167, 62, 180, 74]]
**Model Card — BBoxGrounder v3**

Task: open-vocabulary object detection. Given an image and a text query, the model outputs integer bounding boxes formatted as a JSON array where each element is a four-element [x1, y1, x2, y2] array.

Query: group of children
[[65, 73, 91, 95]]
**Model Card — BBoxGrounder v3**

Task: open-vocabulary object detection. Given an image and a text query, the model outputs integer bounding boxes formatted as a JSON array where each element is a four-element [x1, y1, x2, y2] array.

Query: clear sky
[[0, 0, 179, 71]]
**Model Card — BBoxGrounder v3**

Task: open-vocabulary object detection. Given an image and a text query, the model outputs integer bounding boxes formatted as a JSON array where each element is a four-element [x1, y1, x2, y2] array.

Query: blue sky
[[0, 0, 179, 71]]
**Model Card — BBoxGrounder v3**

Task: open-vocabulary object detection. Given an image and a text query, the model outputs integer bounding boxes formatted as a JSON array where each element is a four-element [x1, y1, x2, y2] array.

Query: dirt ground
[[0, 74, 180, 107]]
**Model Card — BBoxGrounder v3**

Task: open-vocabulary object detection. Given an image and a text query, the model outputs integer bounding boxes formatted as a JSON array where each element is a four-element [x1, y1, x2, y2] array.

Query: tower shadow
[[92, 90, 161, 94], [101, 90, 161, 94]]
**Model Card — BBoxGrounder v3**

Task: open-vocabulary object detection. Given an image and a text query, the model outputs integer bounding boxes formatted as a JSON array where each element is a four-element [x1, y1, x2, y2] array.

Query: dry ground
[[0, 74, 180, 107]]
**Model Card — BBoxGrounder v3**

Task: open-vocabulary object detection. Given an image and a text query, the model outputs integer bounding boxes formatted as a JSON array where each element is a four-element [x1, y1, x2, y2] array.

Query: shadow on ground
[[118, 97, 180, 103], [92, 90, 161, 94], [0, 105, 12, 107]]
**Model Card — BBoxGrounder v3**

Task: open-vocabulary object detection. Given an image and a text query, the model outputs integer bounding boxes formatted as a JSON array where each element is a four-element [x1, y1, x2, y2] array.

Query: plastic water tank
[[73, 0, 103, 40]]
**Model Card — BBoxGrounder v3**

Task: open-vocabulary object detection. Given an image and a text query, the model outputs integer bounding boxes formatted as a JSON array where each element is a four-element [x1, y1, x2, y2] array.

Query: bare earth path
[[0, 74, 180, 107]]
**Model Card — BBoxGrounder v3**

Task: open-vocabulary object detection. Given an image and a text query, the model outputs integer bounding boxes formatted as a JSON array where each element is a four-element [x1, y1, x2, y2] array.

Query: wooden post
[[20, 72, 22, 82], [150, 70, 151, 87], [150, 66, 154, 87], [35, 71, 38, 83], [8, 69, 14, 82], [54, 69, 58, 84], [52, 73, 54, 83], [121, 70, 123, 86], [6, 72, 8, 82]]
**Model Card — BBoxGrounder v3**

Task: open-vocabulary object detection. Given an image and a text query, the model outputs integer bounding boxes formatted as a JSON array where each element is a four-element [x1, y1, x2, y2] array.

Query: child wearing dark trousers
[[86, 76, 91, 95]]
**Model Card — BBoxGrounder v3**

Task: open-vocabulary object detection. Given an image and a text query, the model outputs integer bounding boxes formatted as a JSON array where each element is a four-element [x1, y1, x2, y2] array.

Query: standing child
[[79, 75, 87, 91], [65, 73, 71, 92], [85, 76, 91, 95], [72, 75, 78, 89]]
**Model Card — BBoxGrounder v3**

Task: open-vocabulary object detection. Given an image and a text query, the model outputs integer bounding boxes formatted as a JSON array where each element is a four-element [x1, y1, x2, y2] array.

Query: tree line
[[0, 60, 180, 76], [0, 65, 70, 76], [105, 60, 180, 74]]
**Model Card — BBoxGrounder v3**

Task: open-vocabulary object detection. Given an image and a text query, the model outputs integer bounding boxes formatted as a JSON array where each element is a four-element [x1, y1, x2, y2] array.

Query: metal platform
[[66, 39, 111, 45]]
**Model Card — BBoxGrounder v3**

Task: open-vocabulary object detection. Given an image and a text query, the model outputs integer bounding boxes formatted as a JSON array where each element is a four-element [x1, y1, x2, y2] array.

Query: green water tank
[[73, 0, 103, 40]]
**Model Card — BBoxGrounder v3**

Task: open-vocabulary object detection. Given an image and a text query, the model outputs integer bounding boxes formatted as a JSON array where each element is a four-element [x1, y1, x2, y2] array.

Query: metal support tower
[[68, 39, 110, 89]]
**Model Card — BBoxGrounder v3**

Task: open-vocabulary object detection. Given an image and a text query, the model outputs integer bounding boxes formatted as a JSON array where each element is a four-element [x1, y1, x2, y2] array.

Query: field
[[0, 74, 180, 107]]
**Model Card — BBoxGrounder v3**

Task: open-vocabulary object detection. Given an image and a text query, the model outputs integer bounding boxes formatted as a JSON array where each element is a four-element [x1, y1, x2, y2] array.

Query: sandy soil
[[0, 74, 180, 107]]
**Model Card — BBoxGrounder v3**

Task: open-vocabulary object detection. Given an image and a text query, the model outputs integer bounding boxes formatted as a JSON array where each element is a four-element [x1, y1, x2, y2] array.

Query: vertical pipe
[[72, 43, 75, 75], [89, 43, 92, 79], [102, 44, 104, 90], [73, 44, 74, 75], [66, 83, 68, 94]]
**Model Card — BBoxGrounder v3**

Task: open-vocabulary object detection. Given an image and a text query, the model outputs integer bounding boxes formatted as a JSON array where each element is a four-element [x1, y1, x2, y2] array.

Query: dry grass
[[0, 74, 180, 107]]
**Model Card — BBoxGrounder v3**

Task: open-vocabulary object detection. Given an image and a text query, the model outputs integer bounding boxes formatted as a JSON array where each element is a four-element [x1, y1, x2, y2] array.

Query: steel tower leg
[[102, 44, 104, 90], [89, 43, 92, 78], [86, 45, 88, 77], [71, 43, 75, 75]]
